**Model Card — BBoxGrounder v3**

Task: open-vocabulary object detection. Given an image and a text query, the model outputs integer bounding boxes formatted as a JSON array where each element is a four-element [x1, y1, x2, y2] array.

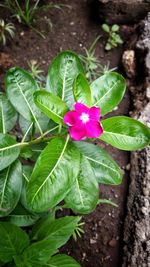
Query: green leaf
[[22, 216, 81, 266], [20, 165, 32, 211], [46, 51, 84, 108], [0, 93, 17, 134], [30, 143, 47, 161], [34, 90, 69, 124], [100, 116, 150, 150], [6, 203, 40, 227], [31, 213, 55, 241], [46, 254, 81, 267], [73, 73, 91, 106], [19, 114, 50, 139], [98, 199, 118, 207], [111, 24, 119, 32], [6, 67, 43, 134], [105, 43, 112, 50], [91, 72, 126, 115], [0, 134, 20, 171], [0, 222, 29, 263], [65, 154, 99, 214], [0, 161, 22, 217], [74, 141, 122, 185], [32, 216, 81, 242], [102, 23, 110, 33], [114, 34, 123, 44], [27, 137, 80, 212]]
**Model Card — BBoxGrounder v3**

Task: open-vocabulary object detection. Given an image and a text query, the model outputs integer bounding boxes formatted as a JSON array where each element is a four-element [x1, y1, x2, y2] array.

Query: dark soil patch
[[0, 1, 134, 266]]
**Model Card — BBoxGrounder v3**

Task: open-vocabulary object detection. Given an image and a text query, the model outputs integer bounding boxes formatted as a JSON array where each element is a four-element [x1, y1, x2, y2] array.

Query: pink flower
[[64, 102, 103, 140]]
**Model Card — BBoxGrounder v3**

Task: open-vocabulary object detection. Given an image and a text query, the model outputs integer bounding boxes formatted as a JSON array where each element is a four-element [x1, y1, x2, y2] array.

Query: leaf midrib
[[14, 77, 42, 134], [0, 101, 5, 134], [86, 156, 120, 176], [0, 142, 26, 152], [93, 80, 118, 106], [0, 166, 10, 208], [62, 60, 70, 101], [102, 130, 145, 140], [36, 99, 63, 120]]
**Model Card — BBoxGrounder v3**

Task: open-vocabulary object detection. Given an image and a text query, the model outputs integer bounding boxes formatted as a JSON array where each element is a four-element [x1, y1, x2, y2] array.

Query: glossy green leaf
[[65, 154, 99, 214], [0, 222, 29, 263], [27, 137, 80, 212], [20, 165, 32, 211], [102, 24, 110, 33], [22, 216, 81, 266], [46, 254, 81, 267], [0, 134, 20, 171], [6, 67, 43, 133], [32, 216, 81, 242], [73, 73, 91, 106], [19, 114, 50, 138], [31, 213, 55, 241], [74, 141, 122, 185], [46, 51, 84, 108], [34, 90, 69, 124], [0, 161, 22, 217], [100, 116, 150, 150], [91, 72, 126, 115], [6, 203, 40, 227], [0, 93, 17, 134]]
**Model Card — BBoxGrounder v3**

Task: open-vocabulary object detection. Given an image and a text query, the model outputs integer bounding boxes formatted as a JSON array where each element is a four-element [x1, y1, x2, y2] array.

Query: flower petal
[[69, 122, 86, 140], [86, 121, 103, 138], [74, 102, 90, 114], [89, 106, 100, 121], [64, 111, 79, 126]]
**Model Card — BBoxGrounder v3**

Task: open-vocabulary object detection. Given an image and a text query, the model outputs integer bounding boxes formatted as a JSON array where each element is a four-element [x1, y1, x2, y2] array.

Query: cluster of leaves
[[0, 216, 81, 266], [0, 19, 15, 45], [102, 24, 123, 51], [0, 51, 149, 266], [0, 0, 69, 38]]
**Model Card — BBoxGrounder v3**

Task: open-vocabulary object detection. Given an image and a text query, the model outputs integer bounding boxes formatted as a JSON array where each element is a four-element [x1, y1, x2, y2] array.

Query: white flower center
[[80, 112, 89, 124]]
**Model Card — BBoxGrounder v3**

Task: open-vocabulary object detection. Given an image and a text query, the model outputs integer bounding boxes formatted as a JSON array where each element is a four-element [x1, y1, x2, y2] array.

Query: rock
[[90, 238, 97, 244], [122, 13, 150, 267], [0, 52, 14, 71], [97, 0, 150, 24], [108, 238, 117, 247], [122, 50, 136, 78]]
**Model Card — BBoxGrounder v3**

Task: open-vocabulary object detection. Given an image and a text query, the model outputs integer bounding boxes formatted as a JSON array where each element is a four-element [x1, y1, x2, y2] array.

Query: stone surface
[[122, 13, 150, 267], [98, 0, 150, 24]]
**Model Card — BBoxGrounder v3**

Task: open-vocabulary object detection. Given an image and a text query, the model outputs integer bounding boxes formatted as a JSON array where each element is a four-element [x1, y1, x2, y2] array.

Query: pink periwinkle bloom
[[64, 102, 103, 141]]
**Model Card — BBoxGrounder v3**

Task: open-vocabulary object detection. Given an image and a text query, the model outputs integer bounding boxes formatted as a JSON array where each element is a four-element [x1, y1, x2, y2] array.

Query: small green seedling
[[0, 19, 15, 45], [28, 60, 45, 86], [80, 35, 117, 81], [0, 0, 70, 38], [102, 23, 123, 51]]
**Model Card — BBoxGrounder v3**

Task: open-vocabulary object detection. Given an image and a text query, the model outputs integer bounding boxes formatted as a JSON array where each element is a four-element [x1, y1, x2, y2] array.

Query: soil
[[0, 1, 142, 266]]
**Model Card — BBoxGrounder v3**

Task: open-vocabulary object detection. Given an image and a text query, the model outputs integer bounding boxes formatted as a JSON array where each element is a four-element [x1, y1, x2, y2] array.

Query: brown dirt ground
[[0, 1, 133, 266]]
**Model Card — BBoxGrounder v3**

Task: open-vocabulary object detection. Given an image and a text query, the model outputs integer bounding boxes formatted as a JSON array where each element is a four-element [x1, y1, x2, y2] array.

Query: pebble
[[20, 31, 24, 36], [108, 238, 117, 247], [126, 163, 131, 170], [146, 86, 150, 99], [90, 238, 97, 244]]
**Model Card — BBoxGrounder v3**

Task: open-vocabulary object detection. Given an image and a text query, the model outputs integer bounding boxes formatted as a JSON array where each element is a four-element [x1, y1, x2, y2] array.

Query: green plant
[[0, 19, 15, 45], [102, 23, 123, 50], [80, 36, 116, 81], [28, 60, 45, 86], [0, 0, 69, 38], [0, 51, 149, 266]]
